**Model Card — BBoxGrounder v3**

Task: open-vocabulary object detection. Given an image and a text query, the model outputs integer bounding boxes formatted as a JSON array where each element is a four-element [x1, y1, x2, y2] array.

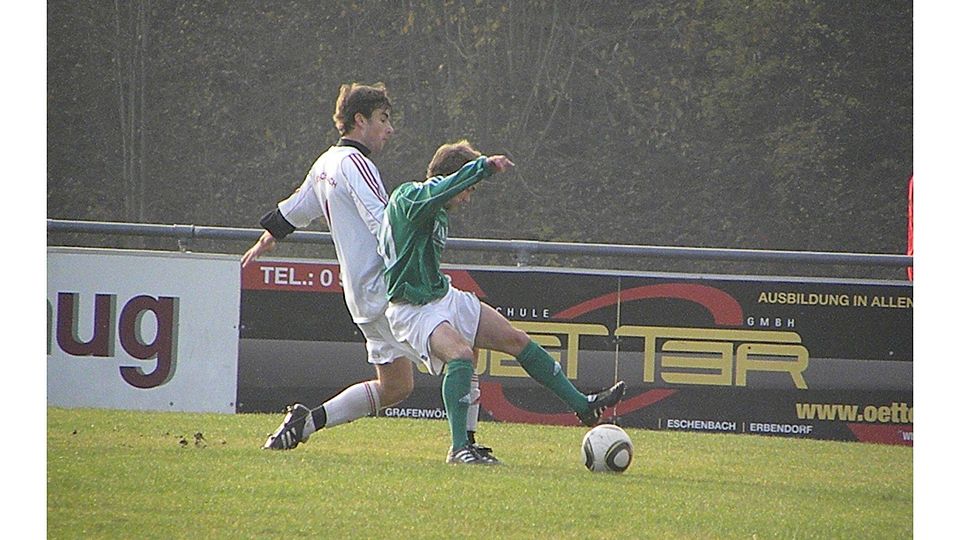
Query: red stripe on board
[[241, 261, 342, 293], [553, 283, 743, 326], [445, 270, 486, 298], [479, 382, 675, 426], [348, 154, 387, 205], [846, 423, 913, 446]]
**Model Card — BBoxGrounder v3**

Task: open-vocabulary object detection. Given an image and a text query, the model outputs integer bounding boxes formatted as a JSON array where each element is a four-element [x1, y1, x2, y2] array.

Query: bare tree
[[112, 0, 148, 223]]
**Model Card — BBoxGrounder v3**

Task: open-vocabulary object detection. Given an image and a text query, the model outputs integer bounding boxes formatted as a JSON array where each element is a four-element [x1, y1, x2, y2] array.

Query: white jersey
[[277, 143, 390, 323]]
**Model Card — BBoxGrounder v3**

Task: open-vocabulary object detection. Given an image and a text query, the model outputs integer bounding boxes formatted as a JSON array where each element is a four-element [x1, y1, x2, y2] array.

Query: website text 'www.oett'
[[795, 402, 912, 423]]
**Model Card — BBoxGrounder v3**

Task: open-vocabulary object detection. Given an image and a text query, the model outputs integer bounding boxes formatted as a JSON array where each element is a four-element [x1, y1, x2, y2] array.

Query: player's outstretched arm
[[241, 231, 277, 268]]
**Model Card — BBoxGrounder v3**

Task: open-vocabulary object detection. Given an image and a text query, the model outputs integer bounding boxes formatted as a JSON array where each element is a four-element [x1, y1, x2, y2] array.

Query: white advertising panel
[[47, 247, 240, 413]]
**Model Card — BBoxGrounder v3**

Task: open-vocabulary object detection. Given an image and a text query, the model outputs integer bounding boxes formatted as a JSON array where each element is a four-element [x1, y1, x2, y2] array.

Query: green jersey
[[378, 156, 493, 304]]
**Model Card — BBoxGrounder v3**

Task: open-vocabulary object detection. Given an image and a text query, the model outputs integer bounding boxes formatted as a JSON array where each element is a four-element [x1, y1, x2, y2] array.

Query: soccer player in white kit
[[241, 83, 493, 458]]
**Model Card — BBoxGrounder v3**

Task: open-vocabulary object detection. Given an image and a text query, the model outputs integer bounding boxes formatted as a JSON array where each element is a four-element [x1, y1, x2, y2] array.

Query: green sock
[[516, 340, 589, 414], [442, 358, 474, 450]]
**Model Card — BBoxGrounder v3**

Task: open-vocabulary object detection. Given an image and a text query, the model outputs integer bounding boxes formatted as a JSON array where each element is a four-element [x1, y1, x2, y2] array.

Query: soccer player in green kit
[[378, 140, 625, 465]]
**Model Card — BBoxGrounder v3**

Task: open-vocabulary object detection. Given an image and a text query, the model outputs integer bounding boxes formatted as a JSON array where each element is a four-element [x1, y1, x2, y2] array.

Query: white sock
[[466, 374, 480, 434], [308, 381, 382, 436]]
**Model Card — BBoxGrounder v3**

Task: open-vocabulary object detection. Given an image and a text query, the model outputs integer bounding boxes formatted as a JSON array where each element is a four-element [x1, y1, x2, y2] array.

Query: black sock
[[311, 406, 328, 430]]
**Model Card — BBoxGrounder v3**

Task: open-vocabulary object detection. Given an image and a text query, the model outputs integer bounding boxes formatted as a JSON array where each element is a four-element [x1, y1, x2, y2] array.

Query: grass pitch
[[47, 407, 911, 539]]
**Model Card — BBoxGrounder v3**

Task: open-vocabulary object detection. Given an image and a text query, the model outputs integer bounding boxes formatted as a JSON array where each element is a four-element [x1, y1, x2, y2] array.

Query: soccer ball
[[581, 424, 633, 473]]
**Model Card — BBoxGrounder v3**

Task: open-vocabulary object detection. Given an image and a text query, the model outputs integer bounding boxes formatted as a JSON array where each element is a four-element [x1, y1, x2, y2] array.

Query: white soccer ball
[[581, 424, 633, 473]]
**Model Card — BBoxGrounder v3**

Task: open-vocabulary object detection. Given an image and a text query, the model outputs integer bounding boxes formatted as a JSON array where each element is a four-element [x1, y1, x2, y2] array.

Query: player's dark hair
[[333, 83, 392, 135], [427, 140, 482, 177]]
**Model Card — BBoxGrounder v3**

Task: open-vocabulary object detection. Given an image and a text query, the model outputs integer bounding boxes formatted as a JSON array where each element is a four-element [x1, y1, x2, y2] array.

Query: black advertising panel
[[240, 259, 912, 445]]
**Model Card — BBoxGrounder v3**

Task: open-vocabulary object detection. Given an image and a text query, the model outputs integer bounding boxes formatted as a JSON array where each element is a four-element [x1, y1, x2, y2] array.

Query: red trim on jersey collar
[[337, 138, 371, 157]]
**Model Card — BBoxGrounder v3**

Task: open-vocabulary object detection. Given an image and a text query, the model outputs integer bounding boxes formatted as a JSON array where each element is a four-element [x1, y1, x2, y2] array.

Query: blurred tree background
[[47, 0, 912, 277]]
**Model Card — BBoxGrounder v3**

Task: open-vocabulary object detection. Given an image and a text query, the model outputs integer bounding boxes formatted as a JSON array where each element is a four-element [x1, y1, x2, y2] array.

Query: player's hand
[[241, 231, 276, 268], [487, 155, 515, 173]]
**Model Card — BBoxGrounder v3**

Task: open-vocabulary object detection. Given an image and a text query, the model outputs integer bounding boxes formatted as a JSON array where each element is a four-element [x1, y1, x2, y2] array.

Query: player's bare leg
[[474, 303, 624, 426], [308, 357, 414, 430], [473, 303, 529, 356], [263, 358, 414, 450], [375, 357, 415, 408]]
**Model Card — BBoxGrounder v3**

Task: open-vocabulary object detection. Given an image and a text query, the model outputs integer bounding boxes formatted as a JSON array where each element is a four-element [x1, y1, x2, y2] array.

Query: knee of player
[[450, 345, 475, 363], [506, 329, 531, 355]]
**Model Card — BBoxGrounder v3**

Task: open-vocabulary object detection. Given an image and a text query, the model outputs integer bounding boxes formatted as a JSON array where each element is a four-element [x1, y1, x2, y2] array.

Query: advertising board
[[239, 259, 912, 444], [48, 247, 240, 413]]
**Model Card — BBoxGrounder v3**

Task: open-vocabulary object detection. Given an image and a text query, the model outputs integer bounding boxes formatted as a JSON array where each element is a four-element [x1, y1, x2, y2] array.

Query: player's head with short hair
[[427, 139, 482, 177], [333, 83, 392, 136]]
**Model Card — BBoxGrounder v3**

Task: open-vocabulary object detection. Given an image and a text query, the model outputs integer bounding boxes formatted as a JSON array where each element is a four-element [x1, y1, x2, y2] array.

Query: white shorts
[[356, 314, 420, 366], [385, 287, 482, 376]]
